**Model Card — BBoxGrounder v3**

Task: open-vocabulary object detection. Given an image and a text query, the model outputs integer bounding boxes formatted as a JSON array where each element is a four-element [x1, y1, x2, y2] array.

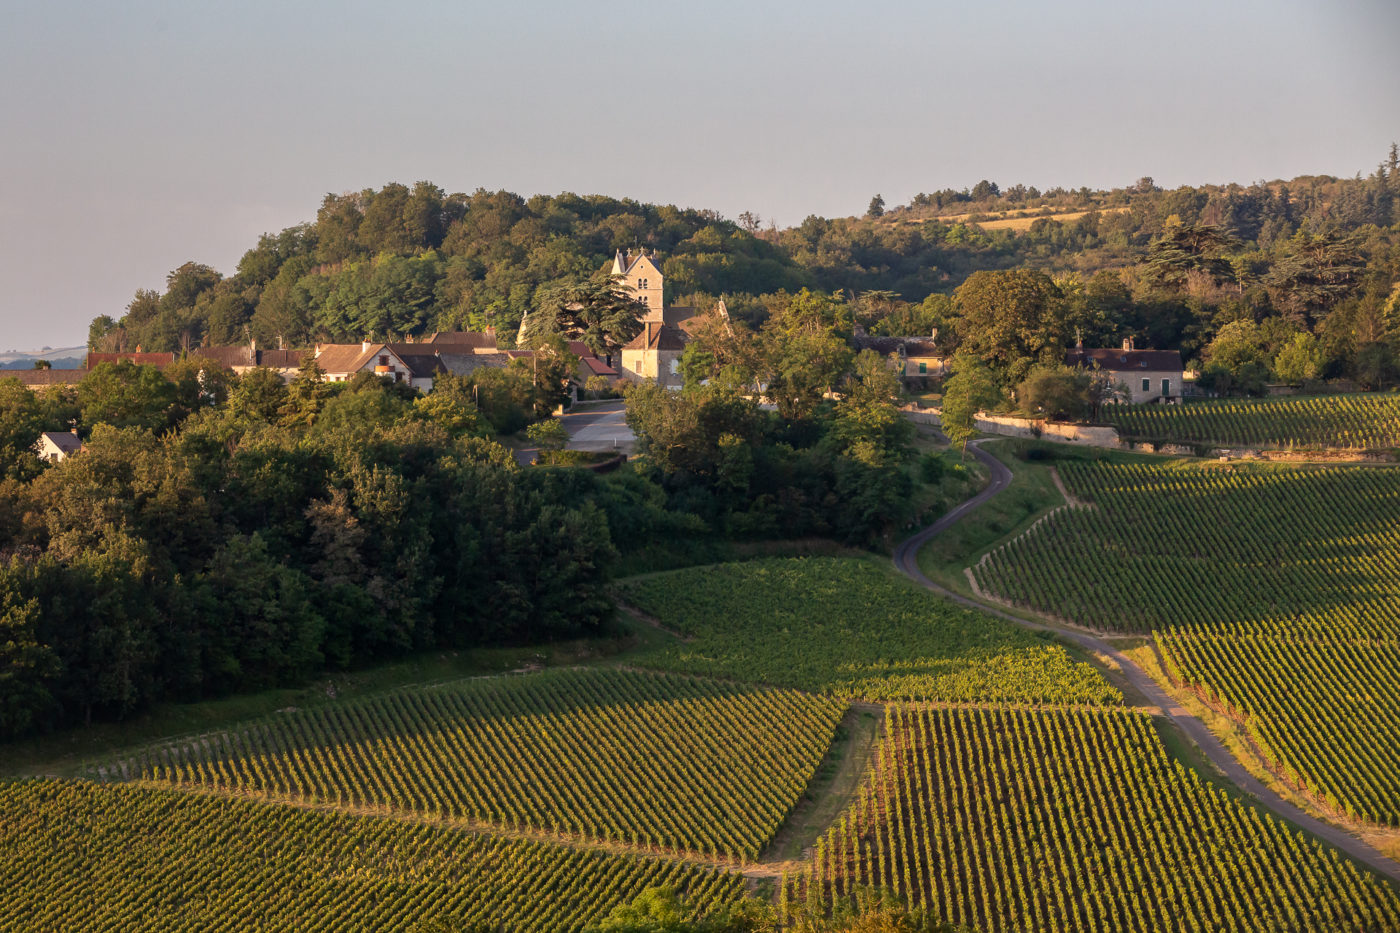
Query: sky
[[1, 0, 1396, 350]]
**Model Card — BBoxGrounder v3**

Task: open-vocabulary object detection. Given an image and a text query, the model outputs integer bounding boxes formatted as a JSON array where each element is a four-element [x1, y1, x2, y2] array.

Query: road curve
[[892, 439, 1400, 884]]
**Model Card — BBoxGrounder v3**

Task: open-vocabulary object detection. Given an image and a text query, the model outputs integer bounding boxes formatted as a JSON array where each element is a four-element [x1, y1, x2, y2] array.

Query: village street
[[561, 400, 635, 453]]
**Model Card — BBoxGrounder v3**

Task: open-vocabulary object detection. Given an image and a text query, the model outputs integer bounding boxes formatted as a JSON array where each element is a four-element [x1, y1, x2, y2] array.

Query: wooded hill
[[91, 147, 1400, 371]]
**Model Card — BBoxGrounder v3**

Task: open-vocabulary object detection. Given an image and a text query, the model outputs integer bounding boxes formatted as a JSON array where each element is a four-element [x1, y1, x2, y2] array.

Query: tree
[[518, 336, 578, 419], [952, 270, 1068, 384], [0, 378, 44, 478], [1197, 319, 1271, 396], [624, 382, 761, 478], [525, 419, 569, 451], [1272, 332, 1322, 386], [825, 351, 914, 467], [1141, 224, 1237, 292], [866, 195, 885, 219], [228, 366, 292, 423], [76, 362, 177, 433], [533, 272, 646, 357], [1016, 364, 1091, 421], [940, 355, 1001, 451], [1264, 231, 1364, 326], [279, 356, 334, 428], [87, 315, 118, 351]]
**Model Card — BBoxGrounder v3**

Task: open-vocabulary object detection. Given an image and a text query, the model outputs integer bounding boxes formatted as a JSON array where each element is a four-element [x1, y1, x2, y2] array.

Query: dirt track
[[891, 438, 1400, 885]]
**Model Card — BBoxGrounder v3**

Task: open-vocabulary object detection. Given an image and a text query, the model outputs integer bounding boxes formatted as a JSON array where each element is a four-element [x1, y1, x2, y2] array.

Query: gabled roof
[[39, 432, 81, 454], [421, 331, 497, 350], [851, 335, 944, 357], [190, 346, 255, 368], [622, 322, 689, 352], [313, 344, 382, 375], [256, 349, 311, 369], [2, 369, 85, 387], [87, 352, 174, 369], [438, 352, 511, 375], [612, 249, 661, 277], [1066, 348, 1183, 372], [384, 344, 448, 378]]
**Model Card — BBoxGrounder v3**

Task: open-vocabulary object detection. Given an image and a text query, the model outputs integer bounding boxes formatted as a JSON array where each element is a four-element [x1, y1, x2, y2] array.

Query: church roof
[[623, 322, 689, 352]]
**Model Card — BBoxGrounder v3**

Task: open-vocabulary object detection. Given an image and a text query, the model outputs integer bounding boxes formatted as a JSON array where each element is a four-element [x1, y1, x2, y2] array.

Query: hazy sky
[[1, 0, 1396, 350]]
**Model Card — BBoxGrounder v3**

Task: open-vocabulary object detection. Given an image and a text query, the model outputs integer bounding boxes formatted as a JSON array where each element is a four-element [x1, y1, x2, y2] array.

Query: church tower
[[612, 249, 665, 323]]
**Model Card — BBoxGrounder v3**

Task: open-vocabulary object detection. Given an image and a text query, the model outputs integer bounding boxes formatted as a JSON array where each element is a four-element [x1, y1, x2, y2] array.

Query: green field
[[789, 706, 1400, 932], [93, 668, 845, 861], [0, 778, 747, 933], [1106, 393, 1400, 450], [621, 557, 1120, 705], [974, 459, 1400, 826]]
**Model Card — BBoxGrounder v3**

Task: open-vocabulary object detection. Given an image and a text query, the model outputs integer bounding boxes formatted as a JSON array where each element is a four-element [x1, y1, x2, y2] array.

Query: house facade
[[620, 322, 688, 389], [312, 342, 445, 392], [851, 334, 948, 385], [35, 431, 81, 463], [1066, 340, 1183, 404]]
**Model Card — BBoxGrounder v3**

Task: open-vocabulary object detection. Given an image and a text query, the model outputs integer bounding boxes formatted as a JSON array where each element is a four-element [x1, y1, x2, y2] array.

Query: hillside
[[90, 148, 1400, 376]]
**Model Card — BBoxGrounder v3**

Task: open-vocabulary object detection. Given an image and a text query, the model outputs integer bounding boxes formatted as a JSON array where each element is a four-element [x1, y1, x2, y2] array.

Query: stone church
[[613, 250, 690, 389]]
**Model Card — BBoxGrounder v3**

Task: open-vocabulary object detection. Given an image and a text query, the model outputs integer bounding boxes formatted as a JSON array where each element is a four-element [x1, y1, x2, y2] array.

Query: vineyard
[[622, 558, 1120, 705], [0, 778, 748, 932], [973, 459, 1400, 827], [974, 461, 1400, 634], [1105, 393, 1400, 450], [93, 668, 845, 861], [788, 707, 1400, 932], [1160, 627, 1400, 827]]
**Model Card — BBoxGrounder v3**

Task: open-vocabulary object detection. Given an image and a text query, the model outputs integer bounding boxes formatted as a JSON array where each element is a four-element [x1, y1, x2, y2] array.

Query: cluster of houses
[[15, 251, 1187, 466]]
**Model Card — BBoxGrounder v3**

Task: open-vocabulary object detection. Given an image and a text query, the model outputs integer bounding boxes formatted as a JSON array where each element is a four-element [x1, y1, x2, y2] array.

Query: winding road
[[892, 438, 1400, 884]]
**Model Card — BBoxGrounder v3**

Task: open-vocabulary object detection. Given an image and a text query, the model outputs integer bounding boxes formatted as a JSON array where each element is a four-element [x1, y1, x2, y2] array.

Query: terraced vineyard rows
[[1160, 628, 1400, 826], [974, 460, 1400, 827], [623, 558, 1120, 705], [0, 778, 748, 933], [96, 668, 844, 861], [975, 461, 1400, 635], [788, 707, 1400, 932], [1106, 393, 1400, 450]]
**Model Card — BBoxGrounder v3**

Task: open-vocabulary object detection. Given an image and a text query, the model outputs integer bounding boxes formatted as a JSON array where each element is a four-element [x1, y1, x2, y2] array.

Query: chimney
[[249, 336, 257, 362], [1122, 337, 1134, 352], [363, 341, 373, 352]]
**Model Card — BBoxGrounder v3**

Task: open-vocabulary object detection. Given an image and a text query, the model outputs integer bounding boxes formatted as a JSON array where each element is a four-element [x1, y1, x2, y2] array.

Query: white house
[[312, 342, 446, 392], [1066, 340, 1184, 404], [35, 431, 81, 463]]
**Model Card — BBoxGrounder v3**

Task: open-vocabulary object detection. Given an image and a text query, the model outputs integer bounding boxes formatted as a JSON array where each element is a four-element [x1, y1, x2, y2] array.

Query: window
[[1141, 378, 1150, 393], [379, 355, 389, 366], [1162, 378, 1171, 397], [918, 361, 927, 374]]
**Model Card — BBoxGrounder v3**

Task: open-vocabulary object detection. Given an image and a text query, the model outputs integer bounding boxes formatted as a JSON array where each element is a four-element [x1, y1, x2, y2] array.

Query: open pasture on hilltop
[[0, 778, 747, 933], [974, 459, 1400, 827], [789, 706, 1400, 933], [92, 668, 844, 861], [1106, 394, 1400, 450], [621, 557, 1120, 706]]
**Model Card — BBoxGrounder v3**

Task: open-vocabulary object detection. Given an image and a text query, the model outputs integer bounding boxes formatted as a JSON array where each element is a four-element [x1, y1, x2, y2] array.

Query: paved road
[[561, 400, 634, 452], [892, 439, 1400, 885]]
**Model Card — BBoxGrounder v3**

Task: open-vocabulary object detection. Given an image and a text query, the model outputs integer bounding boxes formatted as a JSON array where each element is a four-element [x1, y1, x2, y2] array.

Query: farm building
[[1066, 340, 1183, 404]]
